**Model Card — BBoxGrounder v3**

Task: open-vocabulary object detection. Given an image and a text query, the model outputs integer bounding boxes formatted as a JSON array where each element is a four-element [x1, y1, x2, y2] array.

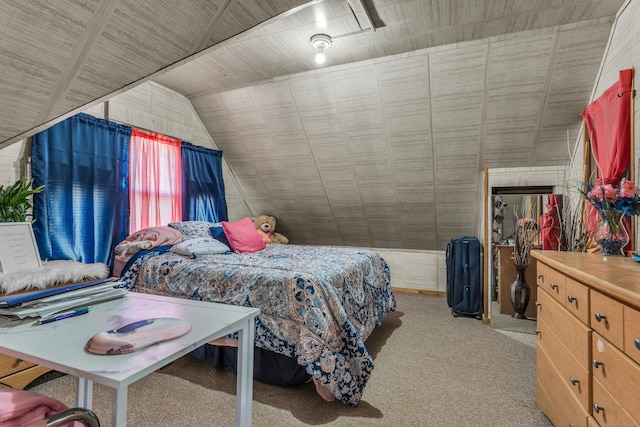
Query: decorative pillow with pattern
[[168, 221, 220, 240], [169, 238, 230, 257]]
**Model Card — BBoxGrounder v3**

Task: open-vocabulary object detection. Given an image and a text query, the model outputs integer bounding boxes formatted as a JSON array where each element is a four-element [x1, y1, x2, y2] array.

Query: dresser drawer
[[590, 290, 624, 349], [545, 267, 566, 305], [537, 315, 589, 410], [565, 277, 590, 325], [538, 287, 591, 368], [0, 353, 36, 377], [536, 262, 550, 289], [623, 305, 640, 365], [592, 377, 637, 427], [592, 332, 640, 422], [537, 345, 588, 427]]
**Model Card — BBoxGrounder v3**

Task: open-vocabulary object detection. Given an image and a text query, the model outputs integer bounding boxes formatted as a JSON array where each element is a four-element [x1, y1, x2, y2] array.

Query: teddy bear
[[252, 215, 289, 244]]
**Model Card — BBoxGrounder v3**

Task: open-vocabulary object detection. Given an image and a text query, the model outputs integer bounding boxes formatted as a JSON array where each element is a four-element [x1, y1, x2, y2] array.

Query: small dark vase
[[510, 265, 530, 319]]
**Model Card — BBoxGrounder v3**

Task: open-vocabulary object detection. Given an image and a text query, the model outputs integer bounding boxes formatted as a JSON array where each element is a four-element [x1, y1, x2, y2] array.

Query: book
[[0, 286, 127, 320], [0, 277, 118, 308]]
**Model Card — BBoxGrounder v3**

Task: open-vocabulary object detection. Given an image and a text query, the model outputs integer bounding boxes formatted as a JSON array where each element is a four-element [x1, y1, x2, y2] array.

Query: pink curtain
[[129, 128, 182, 232], [580, 69, 633, 246], [581, 69, 632, 185], [540, 195, 560, 250]]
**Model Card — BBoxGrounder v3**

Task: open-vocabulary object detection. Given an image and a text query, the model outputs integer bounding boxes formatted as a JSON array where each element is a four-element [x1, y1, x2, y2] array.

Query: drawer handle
[[593, 403, 604, 414], [535, 301, 541, 309], [635, 338, 640, 351], [535, 330, 541, 336], [594, 312, 606, 322], [550, 283, 558, 290], [593, 359, 604, 369], [536, 273, 544, 280], [567, 295, 577, 304], [570, 377, 579, 386]]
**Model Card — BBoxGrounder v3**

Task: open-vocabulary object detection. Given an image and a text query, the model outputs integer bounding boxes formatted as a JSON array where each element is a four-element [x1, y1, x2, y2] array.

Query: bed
[[116, 224, 396, 407]]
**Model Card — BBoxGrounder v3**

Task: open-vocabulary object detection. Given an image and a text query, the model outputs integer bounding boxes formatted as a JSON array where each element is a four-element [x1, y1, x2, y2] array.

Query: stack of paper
[[0, 278, 127, 321]]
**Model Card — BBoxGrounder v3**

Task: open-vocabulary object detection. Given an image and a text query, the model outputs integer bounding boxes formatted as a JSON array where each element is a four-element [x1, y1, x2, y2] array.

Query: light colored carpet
[[490, 301, 538, 335], [30, 293, 552, 426]]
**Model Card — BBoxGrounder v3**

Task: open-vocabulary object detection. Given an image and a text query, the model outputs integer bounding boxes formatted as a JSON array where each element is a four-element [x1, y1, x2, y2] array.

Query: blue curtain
[[181, 141, 228, 222], [31, 113, 131, 267]]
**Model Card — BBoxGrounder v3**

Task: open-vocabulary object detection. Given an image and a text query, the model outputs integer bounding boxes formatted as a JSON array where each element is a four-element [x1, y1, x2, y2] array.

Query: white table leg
[[112, 385, 128, 427], [236, 316, 255, 427], [76, 377, 93, 409]]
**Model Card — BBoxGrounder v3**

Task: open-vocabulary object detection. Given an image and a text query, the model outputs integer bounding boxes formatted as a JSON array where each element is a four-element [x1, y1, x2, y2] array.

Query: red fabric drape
[[540, 195, 561, 250], [129, 128, 182, 232], [581, 69, 632, 184], [580, 69, 633, 247]]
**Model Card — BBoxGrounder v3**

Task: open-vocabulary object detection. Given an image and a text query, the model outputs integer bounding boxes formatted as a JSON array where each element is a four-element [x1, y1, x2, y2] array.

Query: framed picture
[[0, 222, 42, 274]]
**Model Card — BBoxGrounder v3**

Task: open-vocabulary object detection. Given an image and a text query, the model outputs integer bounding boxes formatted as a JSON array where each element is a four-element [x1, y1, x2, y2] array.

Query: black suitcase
[[446, 236, 483, 319]]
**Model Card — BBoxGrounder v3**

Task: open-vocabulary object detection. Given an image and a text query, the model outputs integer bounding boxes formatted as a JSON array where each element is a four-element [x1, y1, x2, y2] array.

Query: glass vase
[[595, 211, 629, 256]]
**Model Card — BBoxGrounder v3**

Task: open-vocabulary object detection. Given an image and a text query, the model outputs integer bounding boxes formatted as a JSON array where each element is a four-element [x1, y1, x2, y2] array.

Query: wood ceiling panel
[[532, 23, 612, 164], [359, 181, 396, 203], [261, 177, 297, 196], [396, 187, 433, 209], [273, 132, 314, 157], [377, 56, 430, 132], [353, 157, 393, 183], [0, 0, 312, 147], [237, 175, 270, 198], [320, 164, 357, 187], [59, 0, 222, 117], [190, 93, 227, 119], [482, 34, 554, 166], [0, 0, 95, 141], [430, 45, 485, 205], [1, 0, 627, 250], [204, 0, 311, 44], [307, 137, 349, 165], [293, 180, 328, 199]]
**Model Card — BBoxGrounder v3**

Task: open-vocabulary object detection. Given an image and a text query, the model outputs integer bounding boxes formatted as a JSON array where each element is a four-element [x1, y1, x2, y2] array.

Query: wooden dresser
[[531, 250, 640, 427]]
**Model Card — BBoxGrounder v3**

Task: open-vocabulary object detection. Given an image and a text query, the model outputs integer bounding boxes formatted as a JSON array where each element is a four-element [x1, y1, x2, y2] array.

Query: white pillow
[[169, 238, 230, 257]]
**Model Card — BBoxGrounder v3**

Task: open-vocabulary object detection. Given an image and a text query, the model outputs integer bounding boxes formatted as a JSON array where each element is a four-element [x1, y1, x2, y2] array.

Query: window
[[129, 128, 182, 232]]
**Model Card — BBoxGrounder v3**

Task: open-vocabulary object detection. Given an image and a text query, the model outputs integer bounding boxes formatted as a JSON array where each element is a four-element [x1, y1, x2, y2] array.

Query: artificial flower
[[581, 178, 640, 218]]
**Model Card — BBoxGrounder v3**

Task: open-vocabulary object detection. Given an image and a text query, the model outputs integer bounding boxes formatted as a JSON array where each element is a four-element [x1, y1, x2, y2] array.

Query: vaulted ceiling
[[0, 0, 628, 250]]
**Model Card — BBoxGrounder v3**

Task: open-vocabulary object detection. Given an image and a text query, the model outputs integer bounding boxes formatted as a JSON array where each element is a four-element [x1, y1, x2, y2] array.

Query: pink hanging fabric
[[129, 128, 182, 232], [580, 69, 633, 246], [581, 69, 632, 184], [540, 195, 560, 250]]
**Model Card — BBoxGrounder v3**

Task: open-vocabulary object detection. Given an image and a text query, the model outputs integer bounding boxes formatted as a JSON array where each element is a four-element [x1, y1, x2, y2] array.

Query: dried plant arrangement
[[512, 207, 539, 267]]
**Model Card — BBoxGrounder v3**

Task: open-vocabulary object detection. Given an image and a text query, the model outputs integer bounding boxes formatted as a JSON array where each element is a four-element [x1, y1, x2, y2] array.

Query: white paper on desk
[[0, 288, 127, 319], [21, 282, 120, 306]]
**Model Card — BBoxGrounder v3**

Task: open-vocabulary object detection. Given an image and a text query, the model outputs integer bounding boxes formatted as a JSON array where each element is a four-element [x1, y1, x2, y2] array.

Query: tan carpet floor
[[30, 293, 553, 426]]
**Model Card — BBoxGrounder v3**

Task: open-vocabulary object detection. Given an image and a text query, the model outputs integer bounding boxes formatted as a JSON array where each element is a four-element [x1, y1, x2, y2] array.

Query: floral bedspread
[[120, 244, 396, 406]]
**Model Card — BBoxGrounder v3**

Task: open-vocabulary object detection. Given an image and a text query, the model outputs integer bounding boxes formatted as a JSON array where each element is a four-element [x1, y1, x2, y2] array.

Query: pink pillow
[[221, 217, 266, 253]]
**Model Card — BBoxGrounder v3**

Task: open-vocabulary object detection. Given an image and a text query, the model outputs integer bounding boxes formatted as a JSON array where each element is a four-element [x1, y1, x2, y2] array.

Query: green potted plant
[[0, 178, 44, 222]]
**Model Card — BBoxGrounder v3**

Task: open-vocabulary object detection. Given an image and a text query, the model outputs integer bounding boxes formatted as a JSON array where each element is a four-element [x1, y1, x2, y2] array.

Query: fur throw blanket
[[0, 260, 109, 295]]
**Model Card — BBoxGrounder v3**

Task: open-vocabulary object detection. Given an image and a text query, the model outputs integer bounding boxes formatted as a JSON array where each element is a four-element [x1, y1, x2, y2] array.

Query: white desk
[[0, 292, 259, 427]]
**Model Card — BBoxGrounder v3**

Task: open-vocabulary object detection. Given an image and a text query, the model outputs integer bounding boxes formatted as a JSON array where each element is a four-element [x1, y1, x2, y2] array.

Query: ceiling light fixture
[[310, 33, 332, 64]]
